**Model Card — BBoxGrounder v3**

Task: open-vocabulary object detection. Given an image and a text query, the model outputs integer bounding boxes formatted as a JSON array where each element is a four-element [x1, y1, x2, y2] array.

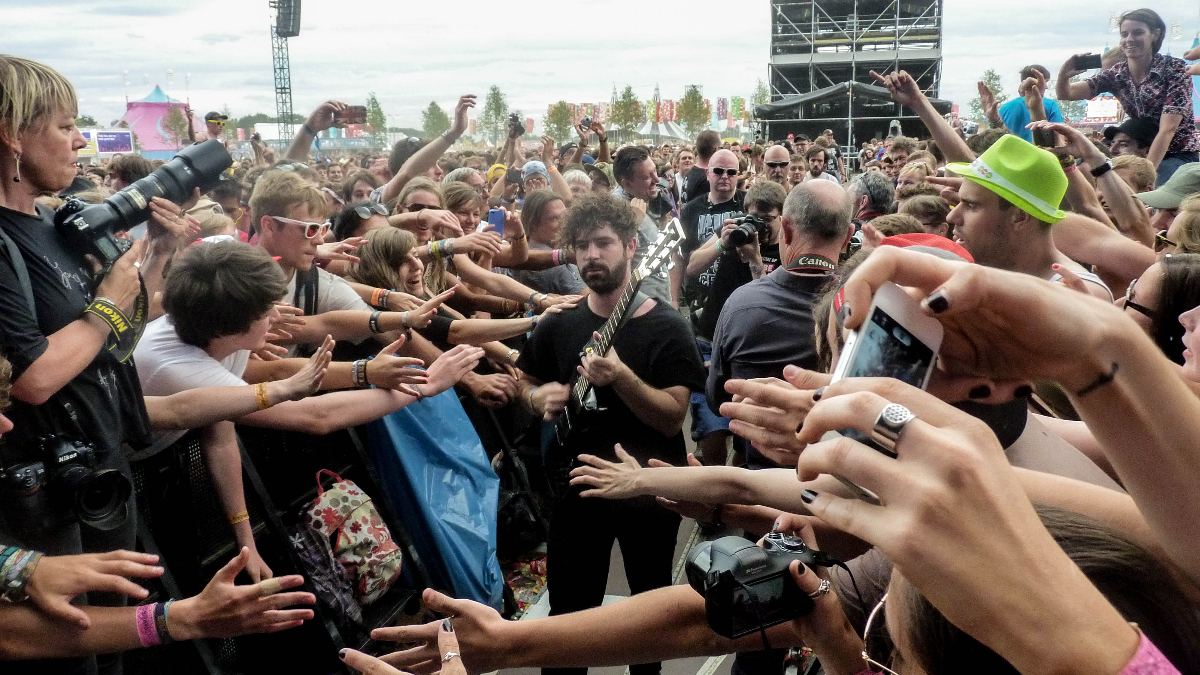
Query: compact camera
[[580, 115, 592, 129], [726, 213, 768, 248], [54, 140, 232, 266], [508, 113, 525, 139], [0, 437, 133, 531], [685, 532, 835, 639]]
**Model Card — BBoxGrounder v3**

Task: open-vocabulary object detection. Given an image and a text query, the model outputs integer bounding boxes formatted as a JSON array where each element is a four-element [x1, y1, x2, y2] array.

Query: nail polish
[[1014, 385, 1034, 398], [923, 290, 949, 314], [442, 617, 454, 633], [801, 489, 818, 504], [339, 649, 347, 660], [968, 385, 991, 399], [812, 386, 826, 402]]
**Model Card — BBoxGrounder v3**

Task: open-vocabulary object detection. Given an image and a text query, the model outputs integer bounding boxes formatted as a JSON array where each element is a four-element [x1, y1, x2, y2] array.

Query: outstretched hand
[[570, 444, 644, 499], [25, 551, 164, 628], [977, 81, 1000, 121], [451, 95, 476, 138], [870, 69, 924, 109]]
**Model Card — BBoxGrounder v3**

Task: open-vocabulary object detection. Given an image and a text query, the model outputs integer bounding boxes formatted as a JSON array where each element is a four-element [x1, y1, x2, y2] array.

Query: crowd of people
[[2, 5, 1200, 674]]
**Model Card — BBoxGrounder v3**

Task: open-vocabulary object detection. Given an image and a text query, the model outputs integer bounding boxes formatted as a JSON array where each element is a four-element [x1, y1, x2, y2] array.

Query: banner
[[95, 130, 133, 153], [468, 119, 477, 135], [662, 100, 675, 122], [716, 98, 729, 121], [525, 118, 534, 134], [236, 128, 246, 141], [78, 130, 98, 157], [1084, 95, 1121, 123], [730, 96, 744, 120]]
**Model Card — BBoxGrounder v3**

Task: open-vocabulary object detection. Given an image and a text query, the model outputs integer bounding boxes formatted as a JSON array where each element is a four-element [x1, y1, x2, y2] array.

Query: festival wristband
[[254, 382, 271, 410], [136, 603, 160, 647], [228, 510, 250, 525], [155, 600, 175, 644]]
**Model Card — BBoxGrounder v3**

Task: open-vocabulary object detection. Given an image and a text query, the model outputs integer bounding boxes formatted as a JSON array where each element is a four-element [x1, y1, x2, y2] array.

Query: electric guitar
[[546, 219, 686, 494]]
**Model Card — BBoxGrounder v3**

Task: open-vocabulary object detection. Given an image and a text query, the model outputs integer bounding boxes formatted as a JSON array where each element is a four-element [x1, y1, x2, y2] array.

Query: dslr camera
[[726, 213, 768, 248], [508, 113, 525, 139], [55, 140, 232, 267], [0, 436, 133, 532], [686, 532, 835, 639]]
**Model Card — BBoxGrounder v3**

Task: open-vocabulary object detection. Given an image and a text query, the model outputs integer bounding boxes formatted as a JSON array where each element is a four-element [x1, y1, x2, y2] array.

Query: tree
[[162, 105, 189, 149], [751, 78, 770, 107], [421, 101, 451, 139], [75, 114, 98, 128], [543, 101, 574, 144], [1054, 75, 1088, 122], [968, 69, 1007, 122], [676, 85, 712, 137], [479, 85, 509, 145], [610, 85, 642, 137], [365, 92, 387, 145]]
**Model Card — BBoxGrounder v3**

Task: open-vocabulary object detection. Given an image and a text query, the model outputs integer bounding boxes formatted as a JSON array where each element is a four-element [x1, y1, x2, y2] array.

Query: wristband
[[528, 386, 539, 412], [0, 548, 40, 602], [136, 603, 160, 647], [254, 382, 271, 410], [715, 239, 727, 255], [155, 600, 175, 645], [1062, 162, 1077, 174], [1076, 361, 1119, 397], [551, 249, 561, 266], [368, 310, 383, 333], [507, 234, 526, 243], [507, 348, 520, 364], [352, 359, 370, 388], [1089, 159, 1113, 178], [413, 385, 426, 402], [228, 509, 250, 525], [302, 124, 317, 137], [401, 311, 410, 329], [445, 238, 456, 256]]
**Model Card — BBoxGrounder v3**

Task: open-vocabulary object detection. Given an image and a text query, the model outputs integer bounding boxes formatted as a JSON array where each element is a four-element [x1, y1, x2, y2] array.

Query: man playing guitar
[[517, 193, 705, 675]]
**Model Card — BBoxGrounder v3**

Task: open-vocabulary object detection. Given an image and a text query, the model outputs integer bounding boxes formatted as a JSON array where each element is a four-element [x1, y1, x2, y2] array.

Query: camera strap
[[0, 226, 36, 323], [785, 254, 837, 274], [87, 277, 149, 363]]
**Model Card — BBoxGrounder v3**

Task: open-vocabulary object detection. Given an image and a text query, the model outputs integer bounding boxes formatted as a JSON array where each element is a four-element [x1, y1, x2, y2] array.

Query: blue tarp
[[363, 390, 504, 609]]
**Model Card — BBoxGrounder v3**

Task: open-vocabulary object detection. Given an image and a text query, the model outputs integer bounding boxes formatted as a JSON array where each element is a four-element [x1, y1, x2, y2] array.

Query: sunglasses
[[1154, 230, 1177, 253], [210, 119, 227, 127], [765, 161, 790, 169], [1123, 277, 1156, 319], [862, 594, 899, 674], [710, 167, 739, 176], [354, 202, 389, 219], [272, 215, 331, 239]]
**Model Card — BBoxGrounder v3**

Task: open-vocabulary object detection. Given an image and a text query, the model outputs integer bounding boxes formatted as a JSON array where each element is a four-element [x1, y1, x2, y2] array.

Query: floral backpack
[[305, 469, 403, 605]]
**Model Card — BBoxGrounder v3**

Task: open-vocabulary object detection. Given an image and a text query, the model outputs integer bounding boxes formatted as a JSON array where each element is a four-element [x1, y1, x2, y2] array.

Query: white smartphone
[[827, 281, 943, 501]]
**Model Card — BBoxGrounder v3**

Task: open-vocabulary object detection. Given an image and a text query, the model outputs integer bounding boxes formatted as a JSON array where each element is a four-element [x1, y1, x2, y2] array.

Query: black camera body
[[508, 113, 525, 139], [726, 213, 768, 248], [0, 437, 132, 532], [686, 533, 829, 639], [580, 115, 592, 129], [54, 140, 232, 266]]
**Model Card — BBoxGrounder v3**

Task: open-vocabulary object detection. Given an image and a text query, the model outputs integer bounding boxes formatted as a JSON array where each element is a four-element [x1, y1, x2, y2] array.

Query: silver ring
[[442, 652, 460, 662], [132, 261, 141, 268], [871, 403, 916, 456], [807, 579, 831, 599]]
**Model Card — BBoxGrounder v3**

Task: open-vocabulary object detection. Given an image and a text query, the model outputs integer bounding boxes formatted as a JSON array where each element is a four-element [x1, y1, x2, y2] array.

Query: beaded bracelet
[[368, 310, 383, 333], [0, 548, 40, 602]]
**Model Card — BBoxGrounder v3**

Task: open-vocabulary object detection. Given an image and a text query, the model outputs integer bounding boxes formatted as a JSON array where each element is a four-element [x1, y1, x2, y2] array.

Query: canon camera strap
[[785, 254, 838, 275]]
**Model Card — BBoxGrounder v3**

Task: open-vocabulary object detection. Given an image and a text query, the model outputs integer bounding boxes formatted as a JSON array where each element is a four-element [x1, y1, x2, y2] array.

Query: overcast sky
[[3, 0, 1197, 132]]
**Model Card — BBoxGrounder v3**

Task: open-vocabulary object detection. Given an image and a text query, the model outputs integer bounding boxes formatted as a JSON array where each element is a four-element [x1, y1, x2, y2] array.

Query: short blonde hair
[[1111, 155, 1156, 193], [1173, 195, 1200, 255], [0, 55, 77, 145], [249, 169, 327, 233]]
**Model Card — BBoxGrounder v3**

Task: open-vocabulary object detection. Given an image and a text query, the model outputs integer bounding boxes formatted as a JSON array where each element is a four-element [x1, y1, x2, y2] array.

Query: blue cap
[[522, 161, 549, 183], [583, 154, 595, 165]]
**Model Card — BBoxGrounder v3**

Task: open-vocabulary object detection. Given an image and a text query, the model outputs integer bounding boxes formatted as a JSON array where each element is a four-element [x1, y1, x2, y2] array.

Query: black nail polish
[[968, 385, 991, 399], [1014, 385, 1034, 399], [339, 649, 347, 660], [924, 290, 949, 314], [812, 386, 826, 402], [801, 489, 818, 504], [442, 617, 454, 633]]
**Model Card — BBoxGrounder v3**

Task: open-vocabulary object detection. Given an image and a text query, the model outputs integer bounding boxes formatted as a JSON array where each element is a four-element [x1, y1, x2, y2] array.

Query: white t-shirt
[[134, 316, 251, 456], [283, 265, 374, 356]]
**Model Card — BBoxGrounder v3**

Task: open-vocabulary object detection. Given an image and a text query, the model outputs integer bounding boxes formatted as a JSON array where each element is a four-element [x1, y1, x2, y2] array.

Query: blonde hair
[[898, 162, 932, 181], [0, 55, 77, 145], [1111, 155, 1156, 193], [1173, 195, 1200, 255], [347, 227, 420, 296], [249, 169, 327, 234], [197, 212, 236, 239]]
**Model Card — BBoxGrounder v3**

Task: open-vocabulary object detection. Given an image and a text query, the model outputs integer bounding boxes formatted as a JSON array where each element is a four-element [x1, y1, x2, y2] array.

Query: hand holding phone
[[334, 105, 367, 125], [487, 209, 506, 237], [1073, 53, 1102, 71]]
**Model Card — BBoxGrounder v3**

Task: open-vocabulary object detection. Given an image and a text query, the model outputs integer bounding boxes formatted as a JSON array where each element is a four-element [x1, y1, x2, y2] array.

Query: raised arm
[[1055, 55, 1097, 101], [286, 100, 349, 162], [871, 69, 974, 164], [380, 95, 475, 204], [1147, 112, 1183, 170], [540, 135, 573, 201]]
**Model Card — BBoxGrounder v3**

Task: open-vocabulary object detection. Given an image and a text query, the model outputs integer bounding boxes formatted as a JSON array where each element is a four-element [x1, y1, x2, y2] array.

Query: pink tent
[[117, 86, 204, 159]]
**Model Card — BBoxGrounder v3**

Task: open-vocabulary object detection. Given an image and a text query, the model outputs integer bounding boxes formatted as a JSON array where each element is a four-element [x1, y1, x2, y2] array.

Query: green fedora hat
[[946, 134, 1067, 223]]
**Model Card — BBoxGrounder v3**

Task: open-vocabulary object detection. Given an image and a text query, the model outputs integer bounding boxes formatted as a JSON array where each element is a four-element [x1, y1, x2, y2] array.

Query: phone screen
[[843, 307, 935, 387]]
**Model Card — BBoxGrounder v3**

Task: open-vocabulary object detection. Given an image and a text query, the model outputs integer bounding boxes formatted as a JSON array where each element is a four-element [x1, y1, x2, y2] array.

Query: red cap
[[879, 233, 973, 263]]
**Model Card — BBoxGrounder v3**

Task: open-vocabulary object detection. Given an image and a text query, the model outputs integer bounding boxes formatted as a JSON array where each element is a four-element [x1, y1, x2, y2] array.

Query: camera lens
[[61, 466, 132, 531]]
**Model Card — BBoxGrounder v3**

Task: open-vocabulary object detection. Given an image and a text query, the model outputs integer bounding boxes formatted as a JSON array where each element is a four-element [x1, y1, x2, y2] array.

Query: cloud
[[197, 33, 243, 45]]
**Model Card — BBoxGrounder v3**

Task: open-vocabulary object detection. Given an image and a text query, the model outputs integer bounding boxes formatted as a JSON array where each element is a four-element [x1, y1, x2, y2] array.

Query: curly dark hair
[[557, 193, 638, 251]]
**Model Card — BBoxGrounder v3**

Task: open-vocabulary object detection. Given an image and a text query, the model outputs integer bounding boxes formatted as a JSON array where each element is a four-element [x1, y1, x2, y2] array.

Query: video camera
[[0, 436, 132, 531], [54, 140, 232, 267], [726, 213, 768, 248], [685, 532, 836, 639], [508, 113, 525, 139]]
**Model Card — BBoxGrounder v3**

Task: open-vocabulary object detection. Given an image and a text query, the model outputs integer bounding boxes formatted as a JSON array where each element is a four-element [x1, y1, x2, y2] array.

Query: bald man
[[762, 144, 791, 188]]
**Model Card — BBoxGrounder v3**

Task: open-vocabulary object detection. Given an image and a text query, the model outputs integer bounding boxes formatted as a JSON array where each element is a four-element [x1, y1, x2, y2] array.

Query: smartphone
[[827, 282, 943, 499], [1074, 53, 1102, 71], [334, 105, 367, 124], [487, 208, 506, 237]]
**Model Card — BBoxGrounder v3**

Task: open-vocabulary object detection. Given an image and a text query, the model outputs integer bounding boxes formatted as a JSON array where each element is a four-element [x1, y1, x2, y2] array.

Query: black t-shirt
[[680, 191, 746, 295], [0, 205, 150, 462], [697, 240, 782, 340], [516, 299, 705, 466], [682, 165, 709, 205]]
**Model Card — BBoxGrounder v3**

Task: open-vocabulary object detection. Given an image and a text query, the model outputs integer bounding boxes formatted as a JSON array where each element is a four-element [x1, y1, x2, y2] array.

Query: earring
[[12, 153, 19, 183]]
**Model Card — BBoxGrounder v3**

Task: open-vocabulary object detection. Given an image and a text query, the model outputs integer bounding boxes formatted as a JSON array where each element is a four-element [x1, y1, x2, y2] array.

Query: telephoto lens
[[55, 140, 233, 265]]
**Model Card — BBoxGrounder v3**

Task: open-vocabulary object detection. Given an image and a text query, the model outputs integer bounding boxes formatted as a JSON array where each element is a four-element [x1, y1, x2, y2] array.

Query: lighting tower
[[270, 0, 301, 140]]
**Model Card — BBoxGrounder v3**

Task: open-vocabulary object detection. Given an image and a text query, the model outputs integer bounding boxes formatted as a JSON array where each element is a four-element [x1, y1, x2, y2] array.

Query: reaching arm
[[871, 69, 974, 164], [1051, 213, 1155, 288], [1147, 112, 1182, 169], [1014, 467, 1159, 554], [380, 95, 475, 204], [1056, 55, 1096, 101], [286, 100, 349, 162], [452, 254, 546, 305]]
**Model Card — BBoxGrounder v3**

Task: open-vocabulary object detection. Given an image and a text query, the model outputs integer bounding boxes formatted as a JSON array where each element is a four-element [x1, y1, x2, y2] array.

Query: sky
[[2, 0, 1197, 132]]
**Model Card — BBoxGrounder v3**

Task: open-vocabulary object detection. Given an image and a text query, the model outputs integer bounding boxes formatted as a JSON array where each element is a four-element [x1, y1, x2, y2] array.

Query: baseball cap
[[204, 111, 229, 122], [879, 233, 974, 263], [1135, 162, 1200, 210], [558, 143, 577, 158], [486, 163, 507, 183], [1103, 118, 1158, 148], [945, 134, 1067, 224], [522, 161, 550, 183]]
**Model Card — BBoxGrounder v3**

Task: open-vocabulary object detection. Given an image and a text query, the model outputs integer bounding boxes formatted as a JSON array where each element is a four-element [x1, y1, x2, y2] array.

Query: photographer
[[0, 55, 212, 674]]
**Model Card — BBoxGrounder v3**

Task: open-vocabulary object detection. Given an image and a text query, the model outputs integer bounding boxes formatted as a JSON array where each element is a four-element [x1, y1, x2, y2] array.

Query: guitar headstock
[[636, 218, 686, 278]]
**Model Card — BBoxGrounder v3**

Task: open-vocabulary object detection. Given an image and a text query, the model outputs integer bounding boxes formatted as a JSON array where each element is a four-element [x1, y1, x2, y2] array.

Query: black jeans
[[0, 450, 138, 675], [542, 493, 682, 675]]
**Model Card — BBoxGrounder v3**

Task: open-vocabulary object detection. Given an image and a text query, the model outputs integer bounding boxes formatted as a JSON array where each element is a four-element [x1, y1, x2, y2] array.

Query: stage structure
[[270, 0, 301, 141], [758, 0, 945, 149]]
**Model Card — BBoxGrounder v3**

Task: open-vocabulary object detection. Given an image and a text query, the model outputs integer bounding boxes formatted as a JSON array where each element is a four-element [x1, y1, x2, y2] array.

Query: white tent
[[635, 120, 688, 141]]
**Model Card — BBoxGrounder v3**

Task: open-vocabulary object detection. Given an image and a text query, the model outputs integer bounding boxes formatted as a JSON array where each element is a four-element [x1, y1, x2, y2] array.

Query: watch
[[1089, 159, 1113, 178]]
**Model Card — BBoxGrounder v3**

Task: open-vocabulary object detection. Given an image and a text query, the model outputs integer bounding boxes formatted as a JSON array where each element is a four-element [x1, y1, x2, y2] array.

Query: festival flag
[[525, 118, 534, 134], [730, 96, 744, 120], [716, 98, 729, 121], [469, 119, 476, 135], [236, 128, 245, 141]]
